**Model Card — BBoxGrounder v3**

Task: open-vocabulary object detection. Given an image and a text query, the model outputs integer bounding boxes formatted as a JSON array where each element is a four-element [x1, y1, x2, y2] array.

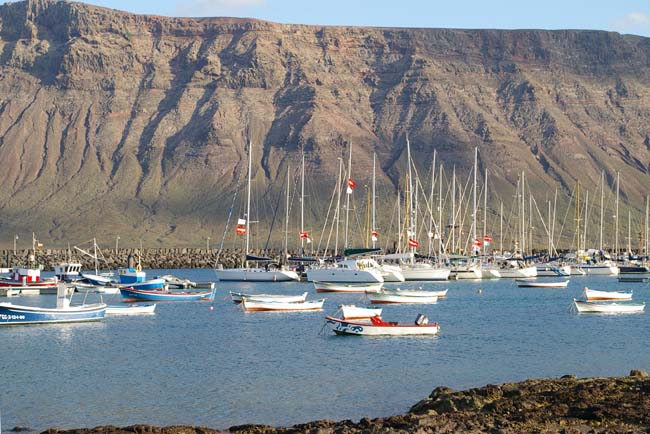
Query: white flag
[[237, 218, 246, 225], [346, 186, 353, 194], [306, 237, 312, 244], [371, 235, 378, 242]]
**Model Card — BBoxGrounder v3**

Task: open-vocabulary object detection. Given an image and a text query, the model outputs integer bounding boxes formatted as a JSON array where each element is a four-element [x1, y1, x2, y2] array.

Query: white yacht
[[306, 258, 384, 283]]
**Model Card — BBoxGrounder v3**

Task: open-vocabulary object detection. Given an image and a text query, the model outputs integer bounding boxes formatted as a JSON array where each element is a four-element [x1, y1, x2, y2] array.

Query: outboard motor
[[415, 314, 429, 325]]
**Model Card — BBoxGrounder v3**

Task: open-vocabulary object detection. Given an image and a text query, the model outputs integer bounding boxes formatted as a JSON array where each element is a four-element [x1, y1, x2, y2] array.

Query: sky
[[5, 0, 650, 37]]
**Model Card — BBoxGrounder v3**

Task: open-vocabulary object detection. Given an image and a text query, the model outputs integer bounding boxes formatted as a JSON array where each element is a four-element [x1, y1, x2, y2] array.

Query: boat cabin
[[11, 266, 42, 283], [54, 263, 82, 281], [118, 267, 146, 284]]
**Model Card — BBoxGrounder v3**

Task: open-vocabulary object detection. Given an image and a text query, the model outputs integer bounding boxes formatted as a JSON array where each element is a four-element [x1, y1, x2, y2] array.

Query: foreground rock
[[43, 371, 650, 433]]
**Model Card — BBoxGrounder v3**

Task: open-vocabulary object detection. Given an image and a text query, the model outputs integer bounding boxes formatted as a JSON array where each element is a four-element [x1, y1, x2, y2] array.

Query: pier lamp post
[[116, 236, 120, 252], [13, 234, 18, 255]]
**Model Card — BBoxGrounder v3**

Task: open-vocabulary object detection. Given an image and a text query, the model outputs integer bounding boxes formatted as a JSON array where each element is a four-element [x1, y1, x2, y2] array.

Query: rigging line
[[263, 176, 286, 252], [216, 173, 243, 265]]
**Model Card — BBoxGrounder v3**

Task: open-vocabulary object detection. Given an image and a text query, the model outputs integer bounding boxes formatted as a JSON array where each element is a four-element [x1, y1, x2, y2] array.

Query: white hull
[[73, 283, 121, 294], [242, 298, 325, 312], [498, 266, 537, 279], [583, 288, 633, 301], [216, 268, 299, 282], [340, 305, 382, 319], [105, 304, 156, 315], [367, 290, 439, 304], [400, 267, 451, 281], [230, 291, 308, 304], [536, 265, 571, 277], [379, 265, 406, 282], [306, 268, 384, 283], [574, 299, 644, 313], [453, 268, 481, 280], [569, 266, 587, 276], [313, 281, 383, 293], [326, 316, 440, 336], [581, 265, 619, 276], [516, 279, 569, 288], [476, 268, 501, 279]]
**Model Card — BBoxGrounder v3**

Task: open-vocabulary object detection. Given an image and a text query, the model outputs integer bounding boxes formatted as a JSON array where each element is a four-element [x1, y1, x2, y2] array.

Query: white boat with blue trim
[[0, 284, 106, 325]]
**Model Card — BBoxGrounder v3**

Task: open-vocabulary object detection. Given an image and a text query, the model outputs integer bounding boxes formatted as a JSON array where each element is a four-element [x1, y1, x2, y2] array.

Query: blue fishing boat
[[127, 278, 166, 290], [120, 287, 215, 302], [0, 284, 106, 325]]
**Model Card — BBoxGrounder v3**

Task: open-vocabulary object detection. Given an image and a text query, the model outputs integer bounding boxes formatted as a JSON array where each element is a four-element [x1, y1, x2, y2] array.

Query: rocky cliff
[[1, 0, 650, 248]]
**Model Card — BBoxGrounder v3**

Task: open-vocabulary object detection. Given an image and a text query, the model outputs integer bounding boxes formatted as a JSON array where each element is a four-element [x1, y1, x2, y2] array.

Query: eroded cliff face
[[1, 0, 649, 247]]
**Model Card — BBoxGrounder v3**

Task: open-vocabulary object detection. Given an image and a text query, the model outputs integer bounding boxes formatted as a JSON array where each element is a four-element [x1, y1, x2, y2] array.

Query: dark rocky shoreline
[[37, 371, 650, 434]]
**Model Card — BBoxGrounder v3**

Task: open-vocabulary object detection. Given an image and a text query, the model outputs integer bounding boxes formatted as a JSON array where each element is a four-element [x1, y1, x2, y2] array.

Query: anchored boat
[[325, 314, 439, 336]]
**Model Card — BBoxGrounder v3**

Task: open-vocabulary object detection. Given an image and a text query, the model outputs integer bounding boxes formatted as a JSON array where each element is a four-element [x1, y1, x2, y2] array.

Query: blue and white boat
[[118, 267, 165, 290], [0, 284, 106, 325], [126, 278, 166, 290], [120, 287, 215, 302]]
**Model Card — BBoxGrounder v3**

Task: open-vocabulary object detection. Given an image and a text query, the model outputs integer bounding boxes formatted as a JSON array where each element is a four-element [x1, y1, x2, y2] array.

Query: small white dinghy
[[339, 304, 383, 320], [105, 304, 156, 315], [573, 299, 645, 313], [241, 298, 325, 312], [230, 291, 308, 304], [366, 289, 439, 304], [313, 281, 382, 293], [516, 279, 570, 288], [583, 287, 633, 301], [325, 314, 440, 336]]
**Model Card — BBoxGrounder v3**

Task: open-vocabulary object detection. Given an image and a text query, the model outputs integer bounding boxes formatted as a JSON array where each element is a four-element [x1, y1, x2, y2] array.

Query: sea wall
[[0, 248, 290, 271]]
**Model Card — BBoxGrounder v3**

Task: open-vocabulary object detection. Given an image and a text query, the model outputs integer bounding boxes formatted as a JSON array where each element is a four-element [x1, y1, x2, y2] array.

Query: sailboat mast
[[334, 158, 342, 257], [452, 166, 456, 253], [428, 151, 436, 256], [407, 137, 414, 254], [483, 167, 487, 256], [301, 153, 305, 253], [646, 195, 649, 259], [628, 210, 632, 255], [614, 172, 621, 261], [472, 147, 477, 255], [500, 200, 503, 254], [372, 153, 376, 249], [599, 170, 604, 252], [583, 190, 589, 251], [344, 143, 352, 249], [245, 141, 252, 267], [284, 164, 290, 263], [438, 164, 443, 257], [93, 237, 98, 275]]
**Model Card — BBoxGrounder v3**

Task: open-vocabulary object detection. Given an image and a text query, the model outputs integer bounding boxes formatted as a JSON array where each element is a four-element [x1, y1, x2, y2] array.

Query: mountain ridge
[[0, 0, 649, 250]]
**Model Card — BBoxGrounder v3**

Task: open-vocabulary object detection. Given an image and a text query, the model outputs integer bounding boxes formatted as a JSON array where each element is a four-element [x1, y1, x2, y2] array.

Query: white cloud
[[175, 0, 266, 17], [613, 11, 650, 29]]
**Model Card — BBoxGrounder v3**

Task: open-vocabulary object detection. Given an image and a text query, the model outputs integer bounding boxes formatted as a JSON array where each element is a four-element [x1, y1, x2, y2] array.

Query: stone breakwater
[[37, 370, 650, 434], [0, 249, 287, 271]]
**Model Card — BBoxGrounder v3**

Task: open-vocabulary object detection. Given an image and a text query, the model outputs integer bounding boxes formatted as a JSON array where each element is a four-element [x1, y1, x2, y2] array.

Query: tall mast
[[552, 189, 558, 255], [599, 170, 604, 252], [284, 164, 290, 263], [428, 151, 436, 256], [521, 171, 526, 255], [407, 137, 415, 254], [628, 210, 632, 255], [583, 190, 589, 251], [483, 167, 488, 256], [438, 164, 443, 257], [397, 188, 402, 252], [547, 199, 552, 255], [646, 195, 649, 259], [451, 166, 456, 253], [643, 196, 650, 262], [300, 153, 305, 254], [614, 171, 621, 261], [372, 153, 376, 249], [472, 147, 477, 255], [344, 143, 352, 249], [245, 140, 253, 267], [500, 201, 503, 254], [93, 237, 98, 275], [334, 158, 342, 257]]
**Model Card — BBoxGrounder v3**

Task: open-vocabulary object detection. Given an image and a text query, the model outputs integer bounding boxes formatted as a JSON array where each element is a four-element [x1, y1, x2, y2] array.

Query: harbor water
[[2, 270, 649, 431]]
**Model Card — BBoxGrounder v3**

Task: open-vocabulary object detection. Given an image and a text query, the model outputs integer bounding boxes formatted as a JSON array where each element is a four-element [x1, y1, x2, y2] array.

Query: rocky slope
[[1, 0, 650, 248], [39, 371, 650, 433]]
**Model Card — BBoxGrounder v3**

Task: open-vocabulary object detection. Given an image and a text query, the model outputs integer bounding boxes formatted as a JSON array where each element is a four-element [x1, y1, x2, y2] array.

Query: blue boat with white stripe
[[0, 284, 106, 325]]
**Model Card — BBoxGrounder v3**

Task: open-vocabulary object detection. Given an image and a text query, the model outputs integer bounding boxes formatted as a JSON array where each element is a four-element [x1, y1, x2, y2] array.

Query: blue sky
[[7, 0, 650, 37]]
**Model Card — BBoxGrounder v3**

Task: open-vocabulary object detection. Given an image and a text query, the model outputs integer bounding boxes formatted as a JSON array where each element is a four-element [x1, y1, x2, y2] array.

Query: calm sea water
[[2, 270, 650, 431]]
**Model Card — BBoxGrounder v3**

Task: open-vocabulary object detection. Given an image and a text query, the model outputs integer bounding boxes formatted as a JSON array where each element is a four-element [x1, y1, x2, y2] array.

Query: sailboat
[[215, 141, 300, 282]]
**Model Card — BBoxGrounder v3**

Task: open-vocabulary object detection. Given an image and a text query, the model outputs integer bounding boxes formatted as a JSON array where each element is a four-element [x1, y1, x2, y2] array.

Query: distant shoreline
[[39, 371, 650, 433]]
